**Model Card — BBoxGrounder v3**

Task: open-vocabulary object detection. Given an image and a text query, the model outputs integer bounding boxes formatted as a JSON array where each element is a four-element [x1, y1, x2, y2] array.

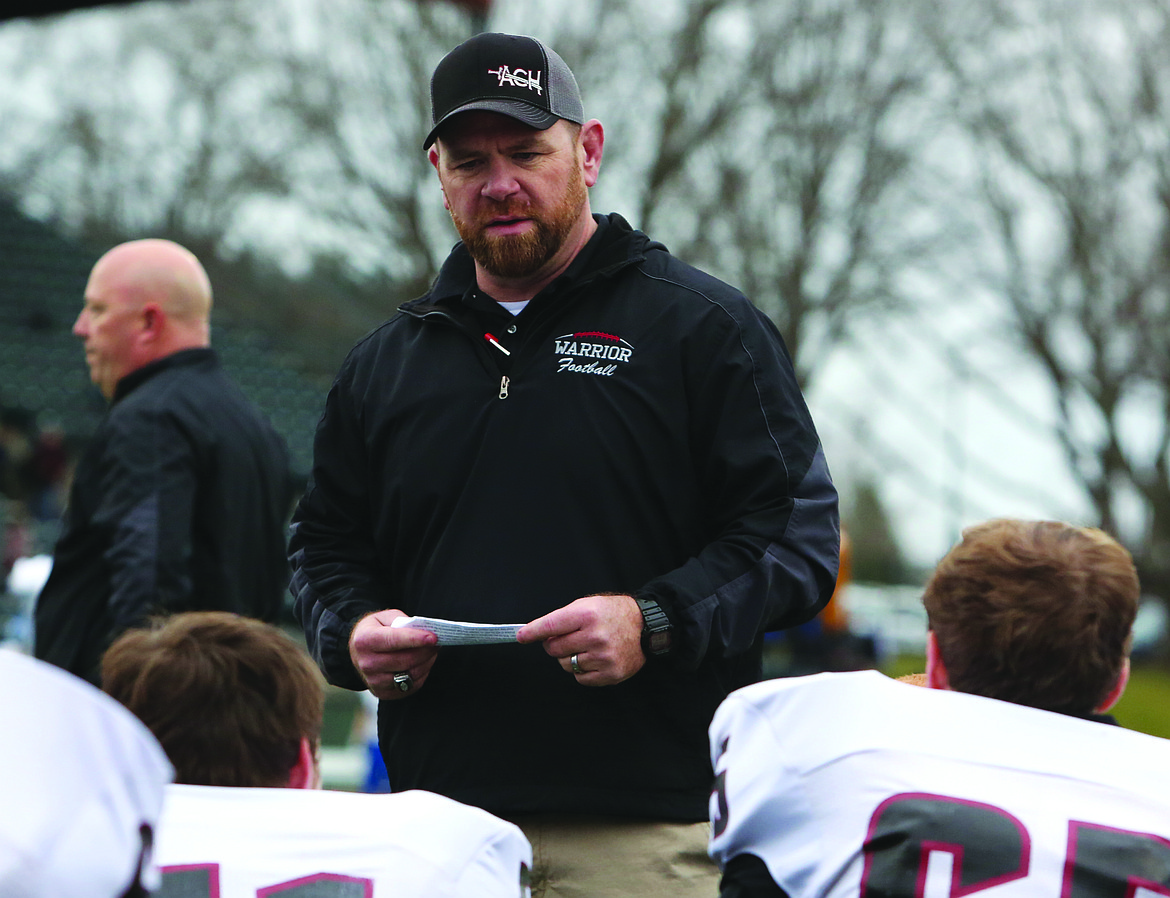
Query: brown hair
[[922, 519, 1138, 715], [102, 611, 325, 787]]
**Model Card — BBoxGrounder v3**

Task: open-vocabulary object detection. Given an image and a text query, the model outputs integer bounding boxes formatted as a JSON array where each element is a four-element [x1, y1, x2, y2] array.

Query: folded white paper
[[390, 615, 524, 645]]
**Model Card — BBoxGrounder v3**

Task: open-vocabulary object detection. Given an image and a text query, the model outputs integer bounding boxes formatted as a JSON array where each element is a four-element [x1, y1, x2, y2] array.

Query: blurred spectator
[[28, 424, 69, 522], [34, 239, 294, 684], [0, 406, 36, 504], [2, 499, 30, 584]]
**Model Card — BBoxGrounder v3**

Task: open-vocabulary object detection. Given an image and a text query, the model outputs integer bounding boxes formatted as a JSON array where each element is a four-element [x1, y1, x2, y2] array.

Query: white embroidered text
[[487, 66, 543, 94]]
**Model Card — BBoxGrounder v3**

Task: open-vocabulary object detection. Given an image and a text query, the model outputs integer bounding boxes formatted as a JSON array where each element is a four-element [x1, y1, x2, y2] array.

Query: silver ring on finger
[[393, 671, 414, 693], [570, 653, 583, 675]]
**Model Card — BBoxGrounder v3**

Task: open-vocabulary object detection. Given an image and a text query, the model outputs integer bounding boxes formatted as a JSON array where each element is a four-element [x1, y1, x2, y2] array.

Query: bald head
[[74, 239, 214, 399], [90, 239, 213, 324]]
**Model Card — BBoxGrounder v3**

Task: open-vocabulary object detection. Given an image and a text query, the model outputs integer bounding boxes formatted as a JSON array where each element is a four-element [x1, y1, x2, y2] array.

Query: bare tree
[[0, 0, 951, 387], [0, 0, 478, 373], [924, 0, 1170, 595]]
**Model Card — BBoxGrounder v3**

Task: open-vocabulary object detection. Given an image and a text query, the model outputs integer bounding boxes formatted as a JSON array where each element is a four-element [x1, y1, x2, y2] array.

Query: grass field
[[1110, 665, 1170, 738], [881, 655, 1170, 739]]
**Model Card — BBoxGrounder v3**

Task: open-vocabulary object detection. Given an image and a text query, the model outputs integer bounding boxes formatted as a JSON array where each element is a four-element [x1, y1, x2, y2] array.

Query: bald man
[[35, 239, 294, 684]]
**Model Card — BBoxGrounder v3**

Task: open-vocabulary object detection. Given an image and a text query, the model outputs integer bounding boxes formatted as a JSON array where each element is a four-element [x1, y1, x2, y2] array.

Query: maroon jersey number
[[158, 864, 374, 898]]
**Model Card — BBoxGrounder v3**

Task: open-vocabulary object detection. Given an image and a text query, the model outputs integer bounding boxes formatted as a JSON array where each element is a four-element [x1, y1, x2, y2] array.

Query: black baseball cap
[[424, 32, 584, 150]]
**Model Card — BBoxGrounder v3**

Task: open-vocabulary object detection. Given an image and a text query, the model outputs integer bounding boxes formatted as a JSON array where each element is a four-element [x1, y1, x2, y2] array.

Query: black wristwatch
[[635, 596, 674, 656]]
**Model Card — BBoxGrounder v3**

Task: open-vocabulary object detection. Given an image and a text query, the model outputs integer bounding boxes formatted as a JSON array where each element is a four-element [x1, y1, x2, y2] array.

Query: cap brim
[[424, 98, 561, 150]]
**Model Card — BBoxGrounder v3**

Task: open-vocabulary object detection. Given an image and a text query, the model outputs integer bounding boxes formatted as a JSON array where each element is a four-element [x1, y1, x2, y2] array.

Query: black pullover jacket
[[290, 214, 840, 820]]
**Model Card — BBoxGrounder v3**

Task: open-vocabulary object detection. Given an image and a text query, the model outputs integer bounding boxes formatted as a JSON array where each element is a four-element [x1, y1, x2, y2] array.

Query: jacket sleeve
[[96, 408, 200, 637], [288, 362, 385, 690], [636, 299, 840, 671]]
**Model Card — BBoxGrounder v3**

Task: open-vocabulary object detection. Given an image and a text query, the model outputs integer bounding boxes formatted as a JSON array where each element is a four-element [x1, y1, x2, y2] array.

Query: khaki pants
[[507, 815, 720, 898]]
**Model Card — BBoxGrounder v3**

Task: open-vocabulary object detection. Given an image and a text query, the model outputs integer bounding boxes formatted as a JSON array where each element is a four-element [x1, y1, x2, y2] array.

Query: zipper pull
[[499, 375, 510, 400], [484, 333, 511, 356]]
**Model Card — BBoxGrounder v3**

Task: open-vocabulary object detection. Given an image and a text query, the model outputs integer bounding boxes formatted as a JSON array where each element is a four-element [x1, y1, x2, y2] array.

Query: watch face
[[637, 597, 673, 654], [647, 629, 672, 654]]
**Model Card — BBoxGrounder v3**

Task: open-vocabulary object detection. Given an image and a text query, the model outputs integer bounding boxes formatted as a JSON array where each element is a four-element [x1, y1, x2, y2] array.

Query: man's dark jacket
[[290, 214, 840, 821], [35, 348, 294, 683]]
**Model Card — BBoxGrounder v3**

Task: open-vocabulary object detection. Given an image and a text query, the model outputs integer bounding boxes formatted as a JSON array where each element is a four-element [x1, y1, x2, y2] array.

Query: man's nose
[[481, 160, 521, 202]]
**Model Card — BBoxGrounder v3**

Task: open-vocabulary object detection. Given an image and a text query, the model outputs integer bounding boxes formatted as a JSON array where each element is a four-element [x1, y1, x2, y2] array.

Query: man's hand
[[517, 594, 645, 686], [349, 610, 439, 700]]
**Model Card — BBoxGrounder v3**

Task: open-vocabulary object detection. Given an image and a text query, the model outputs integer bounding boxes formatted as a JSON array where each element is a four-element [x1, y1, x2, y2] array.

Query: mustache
[[478, 202, 532, 223]]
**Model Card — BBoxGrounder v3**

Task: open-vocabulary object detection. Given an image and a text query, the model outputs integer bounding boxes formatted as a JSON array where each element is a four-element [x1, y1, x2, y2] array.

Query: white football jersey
[[154, 785, 532, 898], [709, 670, 1170, 897], [0, 648, 173, 898]]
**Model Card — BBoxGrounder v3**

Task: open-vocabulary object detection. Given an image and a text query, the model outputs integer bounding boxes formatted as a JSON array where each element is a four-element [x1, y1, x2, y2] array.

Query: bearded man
[[288, 32, 839, 897]]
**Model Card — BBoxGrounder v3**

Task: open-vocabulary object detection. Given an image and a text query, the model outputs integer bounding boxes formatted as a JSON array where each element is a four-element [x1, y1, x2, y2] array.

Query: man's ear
[[1095, 656, 1130, 714], [925, 630, 951, 691], [287, 737, 320, 790], [428, 148, 451, 211], [140, 302, 165, 341], [579, 119, 604, 188]]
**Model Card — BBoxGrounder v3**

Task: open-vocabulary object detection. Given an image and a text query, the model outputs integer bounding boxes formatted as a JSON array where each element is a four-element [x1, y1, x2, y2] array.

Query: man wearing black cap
[[290, 31, 839, 896]]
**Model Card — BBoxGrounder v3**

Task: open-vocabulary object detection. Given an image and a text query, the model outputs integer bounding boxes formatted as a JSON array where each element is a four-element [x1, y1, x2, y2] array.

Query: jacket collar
[[112, 347, 217, 403]]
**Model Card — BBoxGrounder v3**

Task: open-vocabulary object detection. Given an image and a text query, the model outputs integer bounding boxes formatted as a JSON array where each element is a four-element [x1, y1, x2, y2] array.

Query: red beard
[[450, 165, 588, 279]]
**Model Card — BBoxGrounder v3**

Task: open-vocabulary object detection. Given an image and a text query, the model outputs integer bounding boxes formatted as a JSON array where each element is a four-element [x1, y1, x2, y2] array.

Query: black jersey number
[[860, 793, 1027, 896], [1064, 822, 1170, 897], [158, 864, 373, 897], [859, 793, 1170, 897], [712, 736, 731, 839]]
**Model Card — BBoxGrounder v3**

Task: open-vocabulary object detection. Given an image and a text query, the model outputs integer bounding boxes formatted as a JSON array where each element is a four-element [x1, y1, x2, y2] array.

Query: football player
[[708, 519, 1170, 897], [1, 648, 172, 897], [103, 612, 532, 897]]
